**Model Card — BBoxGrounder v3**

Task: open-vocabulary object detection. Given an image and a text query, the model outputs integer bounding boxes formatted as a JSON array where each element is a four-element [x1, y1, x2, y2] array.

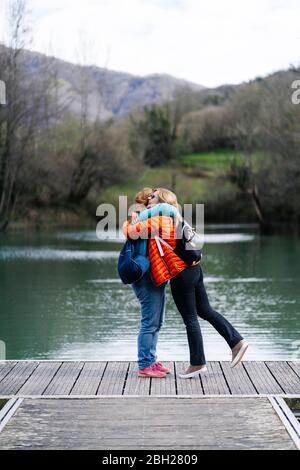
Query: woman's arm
[[123, 217, 160, 240], [123, 216, 173, 240], [137, 203, 178, 221]]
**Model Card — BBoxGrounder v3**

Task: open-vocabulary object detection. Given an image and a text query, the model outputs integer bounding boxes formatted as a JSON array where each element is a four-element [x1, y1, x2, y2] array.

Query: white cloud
[[141, 0, 186, 9], [0, 0, 299, 86]]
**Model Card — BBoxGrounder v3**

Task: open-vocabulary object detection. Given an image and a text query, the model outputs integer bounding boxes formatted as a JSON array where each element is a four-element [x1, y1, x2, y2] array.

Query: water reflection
[[0, 248, 119, 261]]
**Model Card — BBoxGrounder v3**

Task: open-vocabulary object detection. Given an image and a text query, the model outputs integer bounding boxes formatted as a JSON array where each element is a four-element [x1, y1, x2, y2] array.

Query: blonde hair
[[153, 188, 179, 209], [134, 187, 153, 206], [154, 187, 182, 226]]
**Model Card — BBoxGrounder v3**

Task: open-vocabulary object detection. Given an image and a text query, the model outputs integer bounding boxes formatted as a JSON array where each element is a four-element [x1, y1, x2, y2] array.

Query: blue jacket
[[133, 203, 178, 257]]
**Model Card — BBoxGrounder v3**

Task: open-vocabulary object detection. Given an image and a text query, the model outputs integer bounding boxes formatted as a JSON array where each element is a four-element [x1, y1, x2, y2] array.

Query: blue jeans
[[132, 271, 166, 370]]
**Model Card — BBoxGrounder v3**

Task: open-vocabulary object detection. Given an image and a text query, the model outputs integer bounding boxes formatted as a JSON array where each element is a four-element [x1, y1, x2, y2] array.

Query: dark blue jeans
[[170, 265, 243, 365]]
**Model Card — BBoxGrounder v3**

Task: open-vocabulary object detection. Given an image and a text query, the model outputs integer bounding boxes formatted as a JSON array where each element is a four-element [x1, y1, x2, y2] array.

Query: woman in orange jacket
[[124, 208, 187, 287], [123, 188, 185, 378], [124, 188, 249, 379]]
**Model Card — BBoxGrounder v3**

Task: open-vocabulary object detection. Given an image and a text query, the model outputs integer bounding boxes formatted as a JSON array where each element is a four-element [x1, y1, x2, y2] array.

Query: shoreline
[[1, 207, 299, 235]]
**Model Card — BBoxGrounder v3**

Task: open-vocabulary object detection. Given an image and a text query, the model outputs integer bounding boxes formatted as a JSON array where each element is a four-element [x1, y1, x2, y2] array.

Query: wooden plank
[[201, 362, 231, 395], [97, 362, 128, 396], [43, 362, 84, 396], [123, 362, 150, 396], [150, 362, 176, 396], [70, 362, 106, 396], [266, 362, 300, 394], [243, 362, 284, 395], [175, 362, 204, 396], [288, 361, 300, 379], [0, 362, 17, 383], [0, 362, 38, 395], [0, 397, 296, 450], [17, 362, 62, 396], [220, 361, 257, 395]]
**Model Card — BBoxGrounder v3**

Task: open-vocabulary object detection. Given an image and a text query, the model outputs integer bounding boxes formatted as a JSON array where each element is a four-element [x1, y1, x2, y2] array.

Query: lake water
[[0, 225, 299, 361]]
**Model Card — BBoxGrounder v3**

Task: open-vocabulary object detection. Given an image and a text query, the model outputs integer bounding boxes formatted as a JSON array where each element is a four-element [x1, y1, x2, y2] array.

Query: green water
[[0, 225, 299, 361]]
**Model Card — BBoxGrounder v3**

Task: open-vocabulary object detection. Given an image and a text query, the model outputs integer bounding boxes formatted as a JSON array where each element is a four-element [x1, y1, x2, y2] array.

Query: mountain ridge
[[12, 46, 206, 120]]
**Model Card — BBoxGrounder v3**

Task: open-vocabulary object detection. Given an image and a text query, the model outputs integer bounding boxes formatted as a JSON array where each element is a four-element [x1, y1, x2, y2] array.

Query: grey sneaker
[[231, 340, 249, 368], [178, 365, 207, 379]]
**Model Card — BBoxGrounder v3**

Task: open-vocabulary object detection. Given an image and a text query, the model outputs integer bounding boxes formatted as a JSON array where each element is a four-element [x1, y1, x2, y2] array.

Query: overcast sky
[[0, 0, 299, 87]]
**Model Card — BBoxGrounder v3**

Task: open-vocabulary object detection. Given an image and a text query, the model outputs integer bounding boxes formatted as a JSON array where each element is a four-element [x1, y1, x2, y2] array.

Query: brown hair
[[134, 187, 153, 206]]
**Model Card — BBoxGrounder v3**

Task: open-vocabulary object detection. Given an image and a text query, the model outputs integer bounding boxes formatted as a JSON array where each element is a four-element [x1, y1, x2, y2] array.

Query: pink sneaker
[[138, 365, 166, 378], [152, 362, 171, 374]]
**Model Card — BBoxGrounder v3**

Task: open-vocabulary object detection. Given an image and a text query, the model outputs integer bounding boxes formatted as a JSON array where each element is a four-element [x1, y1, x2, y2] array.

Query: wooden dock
[[0, 361, 299, 450], [0, 360, 300, 397]]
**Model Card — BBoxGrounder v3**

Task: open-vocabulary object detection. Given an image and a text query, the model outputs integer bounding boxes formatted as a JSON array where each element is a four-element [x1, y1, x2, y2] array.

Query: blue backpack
[[118, 240, 150, 284]]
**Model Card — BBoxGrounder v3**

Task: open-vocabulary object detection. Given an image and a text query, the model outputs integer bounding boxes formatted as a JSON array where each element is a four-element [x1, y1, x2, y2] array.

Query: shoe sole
[[178, 366, 207, 379], [138, 374, 167, 378], [231, 343, 249, 368]]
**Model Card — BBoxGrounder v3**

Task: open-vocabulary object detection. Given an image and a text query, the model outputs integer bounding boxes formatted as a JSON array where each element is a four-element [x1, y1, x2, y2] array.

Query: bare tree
[[227, 72, 300, 232], [226, 84, 266, 224], [0, 0, 33, 230], [68, 31, 100, 203], [0, 0, 60, 230]]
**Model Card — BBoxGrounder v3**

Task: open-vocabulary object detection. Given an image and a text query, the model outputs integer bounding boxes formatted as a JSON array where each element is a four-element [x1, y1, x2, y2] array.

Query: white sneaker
[[178, 366, 207, 379], [231, 340, 249, 368]]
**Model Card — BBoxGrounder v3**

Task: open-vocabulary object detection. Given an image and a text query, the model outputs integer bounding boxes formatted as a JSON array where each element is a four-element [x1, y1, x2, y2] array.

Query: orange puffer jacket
[[123, 216, 187, 286]]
